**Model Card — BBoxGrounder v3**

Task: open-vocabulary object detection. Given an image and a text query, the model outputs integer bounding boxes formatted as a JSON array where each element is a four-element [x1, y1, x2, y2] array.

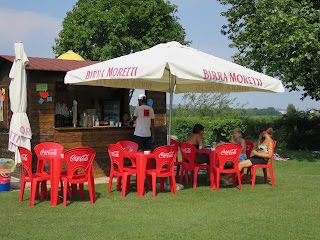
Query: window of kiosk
[[102, 100, 120, 123]]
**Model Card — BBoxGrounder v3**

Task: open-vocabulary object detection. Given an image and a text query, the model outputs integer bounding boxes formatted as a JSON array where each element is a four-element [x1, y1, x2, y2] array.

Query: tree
[[286, 103, 297, 115], [53, 0, 188, 61], [217, 0, 320, 100], [174, 93, 246, 118]]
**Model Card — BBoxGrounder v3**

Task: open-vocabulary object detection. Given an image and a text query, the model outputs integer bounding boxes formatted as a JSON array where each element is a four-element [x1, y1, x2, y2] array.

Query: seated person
[[238, 127, 275, 172], [186, 124, 209, 164], [221, 128, 247, 186], [230, 128, 247, 162], [121, 112, 133, 126]]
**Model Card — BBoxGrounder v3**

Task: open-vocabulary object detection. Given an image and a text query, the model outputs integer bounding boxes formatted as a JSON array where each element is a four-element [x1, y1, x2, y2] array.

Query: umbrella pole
[[167, 73, 175, 146]]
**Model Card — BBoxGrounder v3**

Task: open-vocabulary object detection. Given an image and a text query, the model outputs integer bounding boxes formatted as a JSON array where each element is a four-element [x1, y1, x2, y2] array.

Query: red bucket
[[0, 173, 11, 192]]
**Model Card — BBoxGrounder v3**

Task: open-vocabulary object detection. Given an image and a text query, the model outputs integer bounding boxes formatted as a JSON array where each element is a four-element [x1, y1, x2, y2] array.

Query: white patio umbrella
[[8, 42, 32, 164], [65, 41, 285, 141]]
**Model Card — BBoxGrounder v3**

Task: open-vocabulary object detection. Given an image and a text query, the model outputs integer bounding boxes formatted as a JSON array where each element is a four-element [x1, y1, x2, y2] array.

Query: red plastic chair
[[60, 147, 96, 207], [34, 142, 64, 173], [107, 144, 137, 197], [34, 142, 64, 198], [146, 145, 177, 197], [179, 142, 210, 189], [242, 140, 255, 183], [18, 146, 51, 206], [116, 140, 139, 167], [214, 143, 242, 191], [245, 140, 255, 158], [169, 139, 182, 178], [250, 140, 277, 188]]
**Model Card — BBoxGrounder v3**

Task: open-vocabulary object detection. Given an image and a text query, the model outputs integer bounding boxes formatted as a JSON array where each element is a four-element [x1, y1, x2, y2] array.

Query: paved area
[[9, 176, 112, 191]]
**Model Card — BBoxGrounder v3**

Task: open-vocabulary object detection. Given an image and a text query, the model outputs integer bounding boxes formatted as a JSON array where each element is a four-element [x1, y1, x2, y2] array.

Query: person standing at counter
[[133, 94, 155, 151]]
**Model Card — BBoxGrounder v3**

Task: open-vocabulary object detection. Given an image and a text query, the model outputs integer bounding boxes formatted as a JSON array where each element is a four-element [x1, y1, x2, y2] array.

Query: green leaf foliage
[[53, 0, 189, 60], [217, 0, 320, 100], [171, 113, 320, 150]]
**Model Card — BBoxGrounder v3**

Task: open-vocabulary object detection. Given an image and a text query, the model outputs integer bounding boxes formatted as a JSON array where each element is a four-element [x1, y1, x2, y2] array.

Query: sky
[[0, 0, 319, 111]]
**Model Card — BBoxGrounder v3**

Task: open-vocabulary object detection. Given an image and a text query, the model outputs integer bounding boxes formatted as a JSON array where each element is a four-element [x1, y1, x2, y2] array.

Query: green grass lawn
[[1, 150, 319, 240]]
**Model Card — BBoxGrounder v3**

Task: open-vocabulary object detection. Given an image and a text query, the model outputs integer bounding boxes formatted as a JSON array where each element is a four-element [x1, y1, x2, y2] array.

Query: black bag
[[224, 161, 234, 169]]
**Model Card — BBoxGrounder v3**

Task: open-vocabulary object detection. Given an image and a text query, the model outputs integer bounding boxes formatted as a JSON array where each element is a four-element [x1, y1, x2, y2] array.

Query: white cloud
[[0, 8, 61, 57]]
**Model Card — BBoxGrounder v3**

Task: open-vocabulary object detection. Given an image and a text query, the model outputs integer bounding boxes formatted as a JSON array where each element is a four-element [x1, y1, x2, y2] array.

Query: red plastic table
[[38, 155, 63, 206], [124, 151, 155, 197], [196, 148, 217, 188]]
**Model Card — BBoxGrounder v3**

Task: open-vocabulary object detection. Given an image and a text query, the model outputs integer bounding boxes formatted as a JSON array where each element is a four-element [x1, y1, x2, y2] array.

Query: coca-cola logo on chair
[[21, 154, 28, 161], [40, 149, 58, 156], [111, 151, 120, 157], [220, 149, 237, 155], [181, 148, 191, 154], [124, 146, 133, 152], [70, 154, 90, 162], [158, 151, 175, 158]]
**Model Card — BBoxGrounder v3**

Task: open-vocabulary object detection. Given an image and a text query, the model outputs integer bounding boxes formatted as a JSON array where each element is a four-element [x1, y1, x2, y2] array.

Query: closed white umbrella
[[65, 41, 285, 141], [8, 42, 32, 164]]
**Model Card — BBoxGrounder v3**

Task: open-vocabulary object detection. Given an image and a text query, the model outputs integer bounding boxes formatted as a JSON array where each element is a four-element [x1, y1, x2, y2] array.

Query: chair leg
[[152, 173, 157, 198], [237, 172, 242, 190], [269, 168, 275, 186], [88, 177, 96, 204], [30, 180, 38, 207], [63, 179, 68, 207], [19, 181, 26, 202], [193, 167, 199, 189], [210, 168, 215, 189], [216, 170, 220, 192], [107, 172, 114, 193], [251, 167, 257, 188], [171, 173, 177, 195], [121, 173, 128, 198]]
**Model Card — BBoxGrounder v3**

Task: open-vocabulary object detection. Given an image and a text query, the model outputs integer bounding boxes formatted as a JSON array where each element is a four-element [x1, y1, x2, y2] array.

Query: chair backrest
[[169, 138, 180, 161], [153, 145, 177, 173], [34, 142, 64, 159], [116, 140, 138, 152], [179, 142, 197, 166], [169, 139, 179, 149], [267, 140, 277, 166], [63, 147, 96, 179], [245, 140, 255, 158], [18, 146, 33, 179], [108, 144, 126, 173], [215, 143, 242, 171]]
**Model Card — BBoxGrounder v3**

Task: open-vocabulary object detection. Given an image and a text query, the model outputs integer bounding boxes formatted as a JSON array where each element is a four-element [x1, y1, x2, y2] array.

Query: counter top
[[54, 126, 133, 131]]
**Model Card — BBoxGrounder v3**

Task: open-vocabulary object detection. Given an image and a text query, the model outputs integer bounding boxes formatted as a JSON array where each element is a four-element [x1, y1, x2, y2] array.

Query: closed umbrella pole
[[8, 42, 32, 165]]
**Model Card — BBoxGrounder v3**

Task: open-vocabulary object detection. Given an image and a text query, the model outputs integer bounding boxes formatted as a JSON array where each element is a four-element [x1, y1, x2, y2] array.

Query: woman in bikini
[[238, 127, 275, 172]]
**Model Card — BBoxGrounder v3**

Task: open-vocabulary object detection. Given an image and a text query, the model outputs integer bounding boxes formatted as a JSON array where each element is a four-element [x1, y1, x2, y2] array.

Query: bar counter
[[54, 126, 135, 177]]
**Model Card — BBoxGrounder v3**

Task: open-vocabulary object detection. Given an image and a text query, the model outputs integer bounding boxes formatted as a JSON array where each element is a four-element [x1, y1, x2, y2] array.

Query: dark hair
[[192, 124, 204, 134]]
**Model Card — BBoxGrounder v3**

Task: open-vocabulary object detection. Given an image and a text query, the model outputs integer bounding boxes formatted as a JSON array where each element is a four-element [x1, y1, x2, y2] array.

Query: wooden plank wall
[[54, 127, 135, 177]]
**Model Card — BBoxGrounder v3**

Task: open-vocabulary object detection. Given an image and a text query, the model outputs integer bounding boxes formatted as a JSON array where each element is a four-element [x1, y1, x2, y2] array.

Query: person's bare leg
[[238, 159, 253, 172]]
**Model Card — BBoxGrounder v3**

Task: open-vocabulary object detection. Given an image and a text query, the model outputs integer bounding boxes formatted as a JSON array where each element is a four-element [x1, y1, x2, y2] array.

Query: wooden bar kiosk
[[0, 53, 166, 177]]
